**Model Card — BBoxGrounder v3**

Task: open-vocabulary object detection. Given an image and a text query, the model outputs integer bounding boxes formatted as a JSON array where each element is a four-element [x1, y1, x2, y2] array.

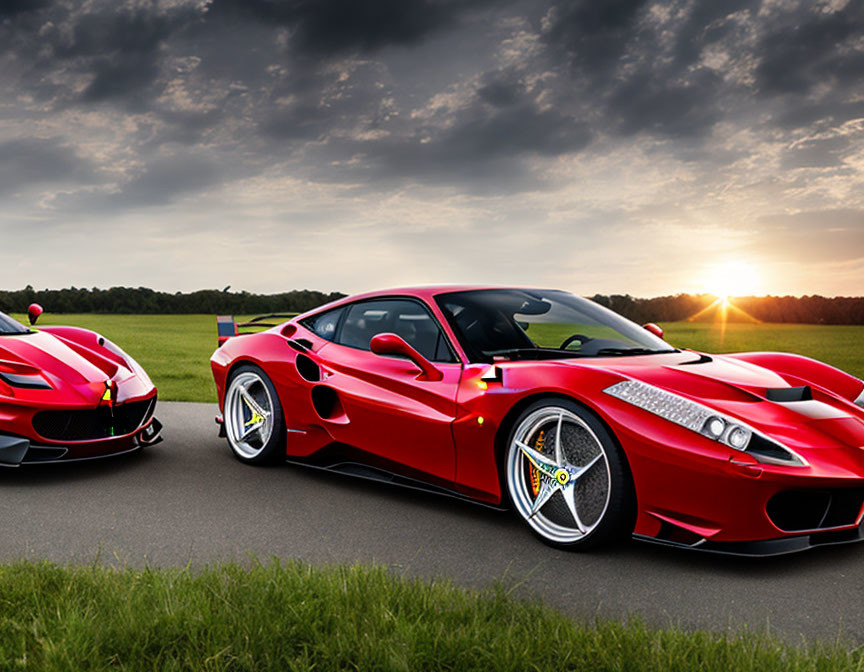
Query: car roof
[[333, 284, 537, 303]]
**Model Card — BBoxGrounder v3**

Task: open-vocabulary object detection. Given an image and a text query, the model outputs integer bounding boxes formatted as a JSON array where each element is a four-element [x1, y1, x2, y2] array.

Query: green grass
[[11, 314, 864, 402], [0, 559, 858, 671], [663, 322, 864, 378]]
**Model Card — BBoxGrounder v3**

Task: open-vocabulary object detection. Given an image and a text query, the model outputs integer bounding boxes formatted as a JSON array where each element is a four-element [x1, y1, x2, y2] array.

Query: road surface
[[1, 401, 861, 643]]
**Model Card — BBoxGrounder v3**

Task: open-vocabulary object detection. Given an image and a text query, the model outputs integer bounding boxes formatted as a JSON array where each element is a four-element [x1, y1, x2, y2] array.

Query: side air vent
[[286, 339, 309, 353], [655, 521, 704, 546], [766, 386, 812, 402], [286, 338, 315, 353], [311, 385, 342, 420], [296, 354, 321, 382]]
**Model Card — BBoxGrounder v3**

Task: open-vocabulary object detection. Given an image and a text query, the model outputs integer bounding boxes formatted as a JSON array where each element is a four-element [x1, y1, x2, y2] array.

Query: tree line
[[0, 286, 346, 315], [1, 286, 863, 324], [590, 293, 864, 325]]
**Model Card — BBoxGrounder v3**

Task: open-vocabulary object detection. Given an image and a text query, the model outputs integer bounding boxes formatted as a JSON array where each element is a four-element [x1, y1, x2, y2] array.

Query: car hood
[[575, 351, 864, 451], [0, 331, 122, 404], [594, 351, 786, 403]]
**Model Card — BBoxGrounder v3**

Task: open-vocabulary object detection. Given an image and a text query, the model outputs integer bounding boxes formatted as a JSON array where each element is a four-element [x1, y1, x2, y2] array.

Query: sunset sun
[[702, 261, 763, 299]]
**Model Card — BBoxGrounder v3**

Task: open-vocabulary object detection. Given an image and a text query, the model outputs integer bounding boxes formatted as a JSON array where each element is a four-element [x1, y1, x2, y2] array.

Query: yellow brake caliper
[[530, 430, 545, 497], [242, 396, 264, 427]]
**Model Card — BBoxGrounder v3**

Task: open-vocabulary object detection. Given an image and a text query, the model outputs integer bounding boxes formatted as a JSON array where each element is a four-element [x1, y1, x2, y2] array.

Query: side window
[[338, 299, 456, 363], [301, 307, 344, 341]]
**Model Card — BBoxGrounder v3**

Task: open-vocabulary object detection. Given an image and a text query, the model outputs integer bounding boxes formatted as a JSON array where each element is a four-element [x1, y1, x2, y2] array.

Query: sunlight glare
[[702, 260, 762, 299]]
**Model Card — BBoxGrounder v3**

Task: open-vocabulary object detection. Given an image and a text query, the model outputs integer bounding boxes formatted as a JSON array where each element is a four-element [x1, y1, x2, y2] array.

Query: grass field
[[0, 559, 858, 671], [11, 314, 864, 402]]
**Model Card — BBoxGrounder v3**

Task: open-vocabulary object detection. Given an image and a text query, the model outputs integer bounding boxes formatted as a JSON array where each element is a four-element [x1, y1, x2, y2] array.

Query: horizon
[[1, 1, 863, 296], [3, 283, 864, 301]]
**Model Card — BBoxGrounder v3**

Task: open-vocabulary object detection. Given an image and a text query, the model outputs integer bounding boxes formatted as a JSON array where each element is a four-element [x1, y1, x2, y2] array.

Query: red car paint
[[0, 317, 161, 463], [211, 286, 864, 554]]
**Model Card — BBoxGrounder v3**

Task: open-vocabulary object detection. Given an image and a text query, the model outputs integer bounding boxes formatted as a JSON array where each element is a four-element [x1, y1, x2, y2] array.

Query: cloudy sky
[[1, 0, 863, 297]]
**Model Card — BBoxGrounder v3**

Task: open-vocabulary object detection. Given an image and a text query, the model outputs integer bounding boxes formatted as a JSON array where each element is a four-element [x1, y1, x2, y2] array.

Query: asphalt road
[[2, 401, 863, 644]]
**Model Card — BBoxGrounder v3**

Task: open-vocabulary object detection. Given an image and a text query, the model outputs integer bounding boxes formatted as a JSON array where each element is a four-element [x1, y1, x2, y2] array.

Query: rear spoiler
[[216, 314, 296, 347]]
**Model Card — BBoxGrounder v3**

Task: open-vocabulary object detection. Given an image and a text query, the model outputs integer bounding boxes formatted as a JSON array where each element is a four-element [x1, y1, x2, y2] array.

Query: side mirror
[[370, 333, 443, 381], [27, 303, 43, 326], [643, 322, 663, 339]]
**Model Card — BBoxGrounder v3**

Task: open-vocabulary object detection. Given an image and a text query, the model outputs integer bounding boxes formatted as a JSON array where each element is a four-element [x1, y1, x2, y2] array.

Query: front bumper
[[635, 519, 864, 556], [0, 417, 163, 466]]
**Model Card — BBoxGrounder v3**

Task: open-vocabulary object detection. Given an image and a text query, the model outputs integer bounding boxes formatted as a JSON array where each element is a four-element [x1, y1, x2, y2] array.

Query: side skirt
[[283, 457, 508, 513]]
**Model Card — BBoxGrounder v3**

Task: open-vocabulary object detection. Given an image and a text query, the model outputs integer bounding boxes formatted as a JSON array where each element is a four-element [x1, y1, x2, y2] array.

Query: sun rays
[[687, 295, 761, 345]]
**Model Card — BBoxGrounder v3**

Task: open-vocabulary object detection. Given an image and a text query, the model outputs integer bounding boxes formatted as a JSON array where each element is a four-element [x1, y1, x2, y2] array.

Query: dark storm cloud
[[337, 103, 591, 188], [55, 3, 201, 106], [606, 70, 724, 139], [50, 153, 224, 212], [208, 0, 495, 56], [0, 138, 93, 195], [754, 3, 864, 96], [0, 0, 51, 17], [542, 0, 651, 83], [670, 0, 760, 66], [2, 0, 864, 202]]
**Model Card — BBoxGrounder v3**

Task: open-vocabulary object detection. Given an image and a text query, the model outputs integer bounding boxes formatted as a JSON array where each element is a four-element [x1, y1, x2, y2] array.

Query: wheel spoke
[[571, 453, 602, 481], [528, 478, 558, 519], [554, 411, 564, 464], [240, 388, 270, 419], [508, 406, 613, 544], [516, 440, 559, 479], [239, 419, 264, 441], [561, 485, 586, 533]]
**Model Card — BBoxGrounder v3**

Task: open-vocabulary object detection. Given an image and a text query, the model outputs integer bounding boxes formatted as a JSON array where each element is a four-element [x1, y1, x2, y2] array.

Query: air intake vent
[[296, 354, 321, 382], [766, 386, 812, 402], [767, 488, 864, 532], [33, 397, 155, 441]]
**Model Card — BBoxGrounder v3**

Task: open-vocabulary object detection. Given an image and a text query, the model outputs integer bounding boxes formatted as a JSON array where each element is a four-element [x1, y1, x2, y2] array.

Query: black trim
[[0, 435, 29, 466], [237, 314, 296, 329], [284, 453, 507, 512], [678, 353, 713, 365], [766, 386, 813, 402], [634, 521, 864, 557], [0, 418, 161, 465]]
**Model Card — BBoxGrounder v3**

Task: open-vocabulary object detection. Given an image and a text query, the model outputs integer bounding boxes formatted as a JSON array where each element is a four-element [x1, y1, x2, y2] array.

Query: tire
[[223, 364, 285, 465], [504, 398, 635, 550]]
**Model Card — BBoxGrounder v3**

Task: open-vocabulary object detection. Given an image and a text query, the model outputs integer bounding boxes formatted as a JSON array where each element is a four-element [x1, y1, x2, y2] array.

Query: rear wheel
[[505, 398, 634, 550], [224, 365, 285, 465]]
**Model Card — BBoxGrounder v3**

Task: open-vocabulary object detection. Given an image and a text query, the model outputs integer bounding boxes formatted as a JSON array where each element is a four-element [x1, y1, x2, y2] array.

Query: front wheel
[[505, 399, 634, 550], [224, 365, 285, 465]]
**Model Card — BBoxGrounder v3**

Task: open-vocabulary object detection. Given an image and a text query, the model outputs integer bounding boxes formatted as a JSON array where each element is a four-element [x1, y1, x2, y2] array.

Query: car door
[[314, 297, 461, 485]]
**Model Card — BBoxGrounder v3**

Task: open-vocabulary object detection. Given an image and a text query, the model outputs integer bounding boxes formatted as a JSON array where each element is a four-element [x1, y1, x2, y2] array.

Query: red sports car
[[0, 305, 161, 465], [211, 286, 864, 555]]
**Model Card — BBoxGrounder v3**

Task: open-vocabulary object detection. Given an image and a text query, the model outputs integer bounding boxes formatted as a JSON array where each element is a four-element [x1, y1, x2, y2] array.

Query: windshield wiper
[[592, 347, 676, 357]]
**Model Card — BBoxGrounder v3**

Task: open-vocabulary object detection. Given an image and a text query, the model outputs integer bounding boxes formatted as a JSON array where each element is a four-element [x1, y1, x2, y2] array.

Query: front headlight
[[604, 379, 807, 467], [855, 384, 864, 409]]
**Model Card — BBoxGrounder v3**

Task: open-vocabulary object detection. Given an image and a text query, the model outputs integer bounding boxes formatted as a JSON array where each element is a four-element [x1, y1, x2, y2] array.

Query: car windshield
[[0, 312, 28, 335], [436, 289, 676, 362]]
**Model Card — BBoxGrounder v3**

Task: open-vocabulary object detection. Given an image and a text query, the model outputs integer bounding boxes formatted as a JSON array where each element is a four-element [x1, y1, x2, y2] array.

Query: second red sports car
[[0, 305, 162, 465], [211, 286, 864, 555]]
